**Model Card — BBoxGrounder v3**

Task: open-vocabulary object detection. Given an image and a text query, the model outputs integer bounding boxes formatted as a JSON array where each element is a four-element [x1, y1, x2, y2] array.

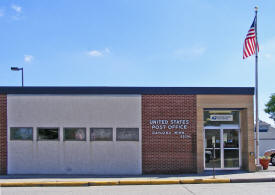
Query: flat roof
[[0, 87, 254, 95]]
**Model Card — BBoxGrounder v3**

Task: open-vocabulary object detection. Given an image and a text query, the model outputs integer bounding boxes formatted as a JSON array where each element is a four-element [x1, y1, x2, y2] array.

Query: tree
[[265, 94, 275, 122]]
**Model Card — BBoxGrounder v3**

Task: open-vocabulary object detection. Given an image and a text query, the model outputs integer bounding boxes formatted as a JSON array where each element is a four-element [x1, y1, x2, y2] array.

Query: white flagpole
[[254, 6, 259, 166]]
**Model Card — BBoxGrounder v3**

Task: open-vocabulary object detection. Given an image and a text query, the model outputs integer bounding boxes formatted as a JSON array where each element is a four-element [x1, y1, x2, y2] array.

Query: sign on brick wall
[[150, 119, 191, 139], [142, 95, 197, 174]]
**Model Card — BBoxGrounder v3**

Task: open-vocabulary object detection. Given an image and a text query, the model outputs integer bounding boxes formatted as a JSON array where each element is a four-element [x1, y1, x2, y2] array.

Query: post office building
[[0, 87, 256, 175]]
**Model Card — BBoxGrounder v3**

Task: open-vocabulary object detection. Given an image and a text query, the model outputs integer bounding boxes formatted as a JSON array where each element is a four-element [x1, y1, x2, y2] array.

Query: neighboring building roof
[[0, 86, 254, 95], [259, 120, 275, 139], [259, 120, 271, 132]]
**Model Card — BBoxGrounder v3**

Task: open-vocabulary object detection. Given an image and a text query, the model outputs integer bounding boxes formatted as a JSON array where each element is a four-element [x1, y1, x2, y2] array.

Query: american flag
[[243, 17, 259, 59]]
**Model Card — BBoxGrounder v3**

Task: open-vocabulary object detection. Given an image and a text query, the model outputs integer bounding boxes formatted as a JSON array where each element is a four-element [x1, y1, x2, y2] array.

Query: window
[[116, 128, 139, 141], [64, 128, 86, 141], [10, 127, 33, 140], [90, 128, 113, 141], [38, 128, 59, 140], [259, 128, 268, 132], [204, 110, 240, 127]]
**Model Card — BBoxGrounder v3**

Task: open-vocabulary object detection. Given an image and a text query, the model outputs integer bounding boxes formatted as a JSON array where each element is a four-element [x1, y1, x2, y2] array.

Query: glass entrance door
[[204, 129, 221, 168], [204, 128, 240, 169], [223, 129, 240, 168]]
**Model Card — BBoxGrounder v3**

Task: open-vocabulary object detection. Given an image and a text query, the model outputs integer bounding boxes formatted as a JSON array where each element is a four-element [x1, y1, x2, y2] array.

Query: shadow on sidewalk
[[0, 170, 251, 180]]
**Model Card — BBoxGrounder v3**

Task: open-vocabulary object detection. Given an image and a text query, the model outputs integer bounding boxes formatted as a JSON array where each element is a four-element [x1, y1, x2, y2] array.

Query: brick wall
[[0, 94, 7, 175], [142, 95, 197, 174]]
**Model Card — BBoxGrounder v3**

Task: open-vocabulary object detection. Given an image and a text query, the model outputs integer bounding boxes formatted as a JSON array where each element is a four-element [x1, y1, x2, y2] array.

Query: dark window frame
[[10, 127, 33, 141], [63, 128, 87, 141], [90, 128, 113, 141], [116, 128, 139, 141], [37, 127, 60, 141]]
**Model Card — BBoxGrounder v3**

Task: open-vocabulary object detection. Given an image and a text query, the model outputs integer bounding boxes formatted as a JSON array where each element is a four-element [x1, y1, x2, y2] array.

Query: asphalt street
[[1, 183, 275, 195]]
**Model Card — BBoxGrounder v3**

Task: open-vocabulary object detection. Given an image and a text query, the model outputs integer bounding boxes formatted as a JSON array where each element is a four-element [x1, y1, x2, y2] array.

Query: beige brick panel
[[196, 95, 255, 173]]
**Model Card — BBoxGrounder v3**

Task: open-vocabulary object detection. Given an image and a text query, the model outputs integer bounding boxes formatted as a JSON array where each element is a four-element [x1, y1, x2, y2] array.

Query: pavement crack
[[182, 185, 196, 195]]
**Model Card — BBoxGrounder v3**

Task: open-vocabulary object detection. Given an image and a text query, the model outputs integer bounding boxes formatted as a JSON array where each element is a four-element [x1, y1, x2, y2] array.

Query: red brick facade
[[142, 95, 197, 174], [0, 94, 7, 175]]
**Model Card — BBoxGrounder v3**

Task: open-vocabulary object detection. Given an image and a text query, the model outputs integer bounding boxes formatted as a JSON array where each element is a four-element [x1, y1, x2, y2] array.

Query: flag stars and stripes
[[243, 17, 259, 59]]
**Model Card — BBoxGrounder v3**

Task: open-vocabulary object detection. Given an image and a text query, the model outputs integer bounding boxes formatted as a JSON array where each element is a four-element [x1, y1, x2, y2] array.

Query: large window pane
[[205, 149, 221, 168], [38, 128, 59, 140], [224, 149, 239, 168], [10, 127, 33, 140], [223, 129, 239, 148], [205, 129, 220, 148], [90, 128, 113, 141], [116, 128, 139, 141], [64, 128, 86, 141]]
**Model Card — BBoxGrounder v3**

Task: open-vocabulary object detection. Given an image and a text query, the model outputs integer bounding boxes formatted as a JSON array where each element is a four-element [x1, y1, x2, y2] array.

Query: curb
[[119, 180, 150, 185], [180, 178, 230, 184], [230, 178, 275, 183], [0, 178, 274, 187], [89, 181, 119, 186], [0, 181, 89, 187]]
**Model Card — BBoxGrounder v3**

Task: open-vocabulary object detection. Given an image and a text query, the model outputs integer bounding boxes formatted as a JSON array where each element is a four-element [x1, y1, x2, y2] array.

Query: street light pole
[[11, 67, 24, 87], [21, 68, 24, 87]]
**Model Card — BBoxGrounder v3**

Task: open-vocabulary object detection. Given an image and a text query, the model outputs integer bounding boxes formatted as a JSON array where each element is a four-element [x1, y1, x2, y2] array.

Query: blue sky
[[0, 0, 274, 125]]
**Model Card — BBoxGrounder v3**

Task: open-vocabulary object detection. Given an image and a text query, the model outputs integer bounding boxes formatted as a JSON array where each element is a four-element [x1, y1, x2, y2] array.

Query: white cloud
[[24, 55, 34, 63], [11, 4, 22, 13], [87, 50, 103, 57], [174, 46, 206, 58], [87, 48, 111, 57], [260, 110, 275, 128]]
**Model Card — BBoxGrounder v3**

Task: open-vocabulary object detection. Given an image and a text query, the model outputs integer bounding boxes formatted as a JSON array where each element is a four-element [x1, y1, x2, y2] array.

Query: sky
[[0, 0, 274, 126]]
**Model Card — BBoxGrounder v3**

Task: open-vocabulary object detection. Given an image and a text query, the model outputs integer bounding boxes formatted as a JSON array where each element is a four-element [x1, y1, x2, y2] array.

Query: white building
[[259, 120, 275, 156]]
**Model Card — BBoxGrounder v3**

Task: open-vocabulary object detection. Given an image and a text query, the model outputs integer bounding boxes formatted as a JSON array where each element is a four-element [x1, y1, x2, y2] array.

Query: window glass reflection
[[223, 130, 239, 148]]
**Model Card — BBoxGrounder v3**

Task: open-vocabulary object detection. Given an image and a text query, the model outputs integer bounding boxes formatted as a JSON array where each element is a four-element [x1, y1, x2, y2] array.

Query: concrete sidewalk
[[1, 166, 275, 187]]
